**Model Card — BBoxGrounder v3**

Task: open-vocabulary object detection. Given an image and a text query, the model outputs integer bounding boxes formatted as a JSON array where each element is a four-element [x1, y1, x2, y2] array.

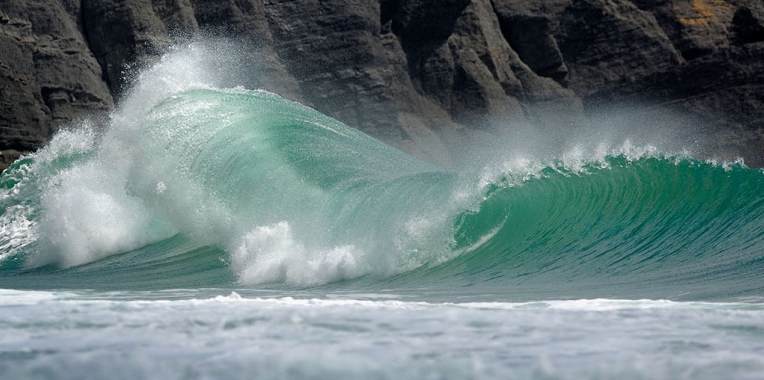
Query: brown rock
[[1, 0, 764, 166]]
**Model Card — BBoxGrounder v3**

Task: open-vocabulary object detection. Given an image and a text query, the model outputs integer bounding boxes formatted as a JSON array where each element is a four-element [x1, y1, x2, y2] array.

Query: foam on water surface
[[2, 289, 764, 380]]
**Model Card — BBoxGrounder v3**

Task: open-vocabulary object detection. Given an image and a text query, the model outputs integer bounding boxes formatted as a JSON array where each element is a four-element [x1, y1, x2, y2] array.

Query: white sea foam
[[32, 163, 168, 267], [0, 204, 34, 262], [3, 42, 268, 269], [230, 222, 363, 285], [2, 290, 764, 380]]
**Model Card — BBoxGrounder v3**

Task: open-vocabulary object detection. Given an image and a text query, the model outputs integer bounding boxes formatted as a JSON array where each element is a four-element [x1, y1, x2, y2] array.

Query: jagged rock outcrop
[[1, 0, 764, 165], [0, 0, 112, 151]]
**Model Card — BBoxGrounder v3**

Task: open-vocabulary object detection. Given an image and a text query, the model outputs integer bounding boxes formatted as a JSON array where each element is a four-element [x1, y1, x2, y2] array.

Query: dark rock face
[[0, 0, 112, 151], [556, 0, 683, 94], [1, 0, 764, 165]]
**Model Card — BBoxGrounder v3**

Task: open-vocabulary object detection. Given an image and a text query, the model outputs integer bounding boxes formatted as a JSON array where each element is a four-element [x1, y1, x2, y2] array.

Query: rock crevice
[[1, 0, 763, 165]]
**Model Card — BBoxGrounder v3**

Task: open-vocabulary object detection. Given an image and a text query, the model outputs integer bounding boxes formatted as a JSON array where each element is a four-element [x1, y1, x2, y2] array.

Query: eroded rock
[[1, 0, 764, 166]]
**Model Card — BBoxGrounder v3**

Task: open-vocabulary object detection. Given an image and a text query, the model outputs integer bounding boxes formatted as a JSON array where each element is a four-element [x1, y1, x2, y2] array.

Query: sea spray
[[3, 84, 764, 291], [1, 41, 763, 296], [0, 42, 464, 284]]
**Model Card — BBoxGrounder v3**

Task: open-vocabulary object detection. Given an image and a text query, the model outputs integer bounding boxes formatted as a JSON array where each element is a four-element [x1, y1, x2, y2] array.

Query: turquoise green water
[[1, 87, 762, 302], [2, 43, 764, 379]]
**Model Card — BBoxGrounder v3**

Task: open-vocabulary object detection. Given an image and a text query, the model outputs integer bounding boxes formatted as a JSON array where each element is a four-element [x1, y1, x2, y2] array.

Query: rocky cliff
[[2, 0, 764, 165]]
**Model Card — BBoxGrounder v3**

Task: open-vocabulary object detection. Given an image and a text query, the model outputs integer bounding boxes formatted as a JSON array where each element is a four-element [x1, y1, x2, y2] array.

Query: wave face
[[1, 44, 763, 300], [424, 156, 764, 300]]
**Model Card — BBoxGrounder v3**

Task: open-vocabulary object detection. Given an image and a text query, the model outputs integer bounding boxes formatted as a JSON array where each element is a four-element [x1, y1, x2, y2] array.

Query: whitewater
[[1, 42, 764, 379]]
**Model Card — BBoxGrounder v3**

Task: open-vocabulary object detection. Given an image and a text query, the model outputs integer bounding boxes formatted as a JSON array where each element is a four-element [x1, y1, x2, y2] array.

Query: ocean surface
[[2, 43, 764, 379]]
